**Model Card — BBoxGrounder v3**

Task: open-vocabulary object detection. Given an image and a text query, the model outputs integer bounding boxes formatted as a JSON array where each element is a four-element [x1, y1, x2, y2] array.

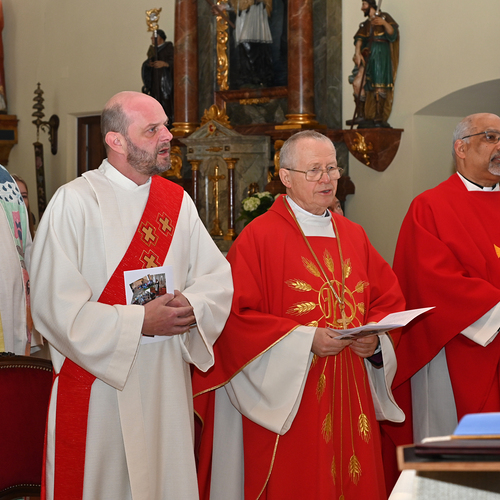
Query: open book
[[329, 307, 434, 340]]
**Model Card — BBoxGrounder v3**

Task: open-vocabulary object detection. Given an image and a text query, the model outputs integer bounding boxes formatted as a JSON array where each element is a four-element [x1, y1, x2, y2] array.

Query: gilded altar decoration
[[162, 145, 182, 179], [209, 165, 225, 236], [495, 244, 500, 259], [200, 104, 232, 130], [216, 2, 229, 91], [350, 132, 373, 166], [145, 7, 162, 32]]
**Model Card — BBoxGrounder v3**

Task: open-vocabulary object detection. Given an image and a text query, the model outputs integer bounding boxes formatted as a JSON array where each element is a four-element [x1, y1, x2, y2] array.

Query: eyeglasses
[[460, 130, 500, 144], [284, 166, 344, 182]]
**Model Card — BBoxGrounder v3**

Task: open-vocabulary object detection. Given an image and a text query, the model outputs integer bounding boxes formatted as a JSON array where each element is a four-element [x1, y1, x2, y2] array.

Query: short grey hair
[[452, 116, 474, 163], [279, 130, 334, 170], [101, 102, 131, 151]]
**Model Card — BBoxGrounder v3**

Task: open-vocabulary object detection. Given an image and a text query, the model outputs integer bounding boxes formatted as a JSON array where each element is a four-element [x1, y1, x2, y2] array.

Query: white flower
[[255, 191, 272, 199], [242, 197, 261, 212]]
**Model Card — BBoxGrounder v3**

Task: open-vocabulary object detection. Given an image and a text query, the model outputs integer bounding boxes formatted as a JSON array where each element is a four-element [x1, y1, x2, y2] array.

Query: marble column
[[278, 0, 324, 129], [172, 0, 199, 136]]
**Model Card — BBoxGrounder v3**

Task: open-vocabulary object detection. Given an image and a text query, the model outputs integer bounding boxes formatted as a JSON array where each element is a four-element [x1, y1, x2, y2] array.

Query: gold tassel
[[322, 413, 333, 442], [317, 373, 326, 400], [348, 454, 362, 484], [358, 413, 371, 443]]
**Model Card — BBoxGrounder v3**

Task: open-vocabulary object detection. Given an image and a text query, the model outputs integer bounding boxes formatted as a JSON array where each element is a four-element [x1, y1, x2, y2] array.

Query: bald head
[[452, 112, 500, 187], [101, 92, 161, 150], [101, 91, 172, 184]]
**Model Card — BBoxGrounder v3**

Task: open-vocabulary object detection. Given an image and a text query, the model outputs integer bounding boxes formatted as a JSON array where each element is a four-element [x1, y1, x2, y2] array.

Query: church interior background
[[3, 0, 500, 263]]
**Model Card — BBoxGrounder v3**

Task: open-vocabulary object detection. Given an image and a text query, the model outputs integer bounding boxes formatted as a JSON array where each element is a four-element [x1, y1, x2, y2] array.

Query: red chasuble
[[194, 196, 405, 500], [47, 176, 184, 500], [383, 174, 500, 452]]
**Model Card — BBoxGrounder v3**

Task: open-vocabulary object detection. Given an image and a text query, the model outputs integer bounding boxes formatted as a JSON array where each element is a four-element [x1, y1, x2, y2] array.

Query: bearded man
[[30, 91, 233, 499], [383, 113, 500, 489]]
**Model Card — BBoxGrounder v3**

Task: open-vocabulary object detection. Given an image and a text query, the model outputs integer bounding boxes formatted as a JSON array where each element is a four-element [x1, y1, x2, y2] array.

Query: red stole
[[46, 175, 184, 500]]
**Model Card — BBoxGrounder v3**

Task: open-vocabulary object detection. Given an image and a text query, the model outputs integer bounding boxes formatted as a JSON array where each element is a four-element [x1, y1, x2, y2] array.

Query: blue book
[[453, 412, 500, 439]]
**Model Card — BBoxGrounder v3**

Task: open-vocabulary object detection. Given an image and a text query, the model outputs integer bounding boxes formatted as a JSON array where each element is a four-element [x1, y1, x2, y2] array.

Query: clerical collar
[[457, 172, 499, 192], [286, 196, 330, 218]]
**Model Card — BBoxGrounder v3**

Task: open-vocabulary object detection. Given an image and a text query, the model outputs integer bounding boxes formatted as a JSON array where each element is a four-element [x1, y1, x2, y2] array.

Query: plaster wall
[[343, 0, 500, 262]]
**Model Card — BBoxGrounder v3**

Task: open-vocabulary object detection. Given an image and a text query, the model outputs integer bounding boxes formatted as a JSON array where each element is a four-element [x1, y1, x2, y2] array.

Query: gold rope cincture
[[283, 198, 347, 329]]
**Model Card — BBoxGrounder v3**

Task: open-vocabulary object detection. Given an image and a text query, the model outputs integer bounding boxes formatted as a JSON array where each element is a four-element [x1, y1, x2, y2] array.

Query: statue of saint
[[348, 0, 399, 128], [141, 29, 174, 126]]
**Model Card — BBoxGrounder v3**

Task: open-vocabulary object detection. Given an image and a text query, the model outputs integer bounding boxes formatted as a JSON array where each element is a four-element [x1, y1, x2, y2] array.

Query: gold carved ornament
[[162, 145, 182, 179], [216, 0, 229, 91], [145, 8, 162, 32], [350, 132, 374, 166], [284, 197, 371, 492], [199, 105, 232, 131]]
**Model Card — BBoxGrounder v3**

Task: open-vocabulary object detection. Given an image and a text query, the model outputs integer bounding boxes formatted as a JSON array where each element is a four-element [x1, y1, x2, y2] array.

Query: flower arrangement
[[238, 191, 276, 226]]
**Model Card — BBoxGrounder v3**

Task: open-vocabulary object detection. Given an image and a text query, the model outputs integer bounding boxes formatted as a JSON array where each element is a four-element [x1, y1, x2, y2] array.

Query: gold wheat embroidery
[[343, 258, 352, 279], [286, 301, 316, 316], [348, 454, 362, 484], [286, 279, 313, 292], [302, 256, 321, 278], [331, 455, 336, 485], [355, 281, 369, 294], [324, 249, 335, 274], [322, 412, 333, 442], [358, 302, 365, 315], [358, 413, 371, 443]]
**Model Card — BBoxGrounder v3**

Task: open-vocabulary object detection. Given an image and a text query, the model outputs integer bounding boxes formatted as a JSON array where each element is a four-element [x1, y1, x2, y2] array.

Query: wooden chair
[[0, 354, 53, 500]]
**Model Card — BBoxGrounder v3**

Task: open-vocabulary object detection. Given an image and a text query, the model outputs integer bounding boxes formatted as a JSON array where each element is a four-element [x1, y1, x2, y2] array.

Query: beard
[[489, 153, 500, 177], [125, 135, 171, 176], [363, 7, 371, 16]]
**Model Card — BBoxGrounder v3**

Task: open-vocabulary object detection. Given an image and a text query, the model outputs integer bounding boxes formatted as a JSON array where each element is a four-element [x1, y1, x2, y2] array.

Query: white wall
[[343, 0, 500, 263], [3, 0, 175, 218]]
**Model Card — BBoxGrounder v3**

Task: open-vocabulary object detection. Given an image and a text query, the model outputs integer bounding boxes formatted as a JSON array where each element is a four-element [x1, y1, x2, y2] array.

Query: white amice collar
[[286, 196, 335, 237], [100, 159, 152, 191]]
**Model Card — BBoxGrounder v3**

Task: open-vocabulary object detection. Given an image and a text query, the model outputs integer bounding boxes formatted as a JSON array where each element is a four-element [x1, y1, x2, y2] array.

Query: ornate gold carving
[[209, 165, 225, 236], [206, 146, 223, 152], [162, 145, 182, 179], [350, 132, 374, 166], [171, 122, 199, 136], [275, 113, 327, 130], [145, 8, 162, 32], [239, 97, 271, 105], [200, 104, 232, 130], [216, 1, 229, 91]]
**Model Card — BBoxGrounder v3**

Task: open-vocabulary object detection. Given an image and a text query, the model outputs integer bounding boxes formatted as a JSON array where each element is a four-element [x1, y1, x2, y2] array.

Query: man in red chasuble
[[383, 113, 500, 490], [193, 130, 406, 499]]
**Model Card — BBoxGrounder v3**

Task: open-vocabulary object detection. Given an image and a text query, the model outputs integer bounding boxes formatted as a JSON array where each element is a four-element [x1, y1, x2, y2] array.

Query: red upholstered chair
[[0, 354, 53, 500]]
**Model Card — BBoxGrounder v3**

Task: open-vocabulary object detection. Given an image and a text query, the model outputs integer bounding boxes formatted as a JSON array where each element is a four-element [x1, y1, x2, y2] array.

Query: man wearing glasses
[[385, 113, 500, 479], [194, 130, 406, 499]]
